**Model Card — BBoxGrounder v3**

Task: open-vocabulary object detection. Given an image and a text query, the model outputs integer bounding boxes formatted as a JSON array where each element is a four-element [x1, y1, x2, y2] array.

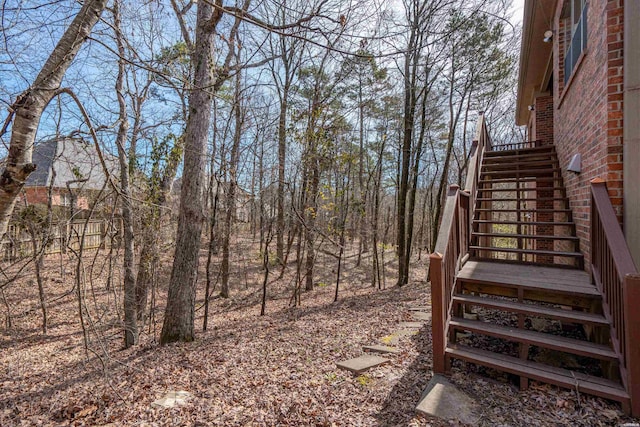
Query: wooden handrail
[[429, 113, 489, 374], [590, 178, 640, 416]]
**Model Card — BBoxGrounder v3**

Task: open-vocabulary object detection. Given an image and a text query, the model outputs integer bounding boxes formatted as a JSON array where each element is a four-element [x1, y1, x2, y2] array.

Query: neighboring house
[[0, 138, 120, 260], [22, 138, 117, 211], [426, 0, 639, 417], [172, 177, 253, 223]]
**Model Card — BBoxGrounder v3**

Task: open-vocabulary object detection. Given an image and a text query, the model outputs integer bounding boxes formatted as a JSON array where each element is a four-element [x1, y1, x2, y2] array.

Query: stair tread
[[483, 153, 557, 162], [481, 168, 561, 176], [456, 260, 598, 296], [483, 157, 557, 164], [477, 187, 566, 192], [475, 208, 572, 212], [445, 344, 628, 401], [472, 232, 579, 241], [452, 294, 608, 325], [482, 160, 559, 168], [479, 177, 564, 183], [469, 246, 583, 258], [449, 318, 617, 361], [476, 197, 569, 202], [473, 220, 574, 226]]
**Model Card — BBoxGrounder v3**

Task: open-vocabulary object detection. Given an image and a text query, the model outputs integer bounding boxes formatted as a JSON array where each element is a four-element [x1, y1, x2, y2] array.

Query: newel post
[[429, 252, 445, 374], [624, 273, 640, 416]]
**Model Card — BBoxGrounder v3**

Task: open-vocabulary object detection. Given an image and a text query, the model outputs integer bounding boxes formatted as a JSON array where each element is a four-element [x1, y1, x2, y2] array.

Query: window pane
[[581, 4, 588, 51], [572, 0, 586, 32]]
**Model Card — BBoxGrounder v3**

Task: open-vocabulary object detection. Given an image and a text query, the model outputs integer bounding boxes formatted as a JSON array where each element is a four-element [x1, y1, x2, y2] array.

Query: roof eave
[[516, 0, 557, 126]]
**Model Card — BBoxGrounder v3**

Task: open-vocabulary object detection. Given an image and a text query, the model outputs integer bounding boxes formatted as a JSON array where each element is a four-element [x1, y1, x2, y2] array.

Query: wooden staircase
[[447, 260, 628, 404], [429, 116, 639, 415], [445, 143, 627, 406], [470, 144, 583, 268]]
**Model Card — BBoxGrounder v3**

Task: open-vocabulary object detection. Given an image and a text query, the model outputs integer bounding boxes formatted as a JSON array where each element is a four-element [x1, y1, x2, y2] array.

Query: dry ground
[[0, 236, 638, 426]]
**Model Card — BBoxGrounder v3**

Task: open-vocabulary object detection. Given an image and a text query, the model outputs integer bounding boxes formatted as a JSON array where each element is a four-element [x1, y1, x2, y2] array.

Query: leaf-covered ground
[[0, 241, 638, 426]]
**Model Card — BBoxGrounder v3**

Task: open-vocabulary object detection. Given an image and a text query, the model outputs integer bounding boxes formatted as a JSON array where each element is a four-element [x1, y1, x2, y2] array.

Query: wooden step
[[449, 318, 617, 361], [445, 345, 629, 403], [475, 208, 572, 214], [452, 294, 608, 326], [483, 156, 557, 165], [476, 187, 566, 193], [482, 159, 559, 169], [483, 151, 557, 162], [456, 261, 598, 297], [469, 246, 583, 259], [480, 168, 561, 177], [473, 220, 575, 226], [472, 232, 579, 241], [478, 176, 564, 184], [476, 197, 569, 203]]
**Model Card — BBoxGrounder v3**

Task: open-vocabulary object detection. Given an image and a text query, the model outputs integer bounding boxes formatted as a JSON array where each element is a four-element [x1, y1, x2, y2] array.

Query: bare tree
[[111, 0, 139, 348], [160, 1, 225, 344], [0, 0, 108, 240]]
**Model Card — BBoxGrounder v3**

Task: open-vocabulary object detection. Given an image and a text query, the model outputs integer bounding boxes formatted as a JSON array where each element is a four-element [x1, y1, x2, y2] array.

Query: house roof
[[26, 138, 118, 190], [516, 0, 558, 125]]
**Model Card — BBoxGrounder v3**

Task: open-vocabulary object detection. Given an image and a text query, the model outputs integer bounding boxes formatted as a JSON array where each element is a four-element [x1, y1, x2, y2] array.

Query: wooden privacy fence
[[0, 219, 120, 262]]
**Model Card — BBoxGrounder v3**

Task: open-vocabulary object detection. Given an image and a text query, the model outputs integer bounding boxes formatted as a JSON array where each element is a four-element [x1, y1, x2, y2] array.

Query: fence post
[[429, 252, 445, 374], [624, 273, 640, 416]]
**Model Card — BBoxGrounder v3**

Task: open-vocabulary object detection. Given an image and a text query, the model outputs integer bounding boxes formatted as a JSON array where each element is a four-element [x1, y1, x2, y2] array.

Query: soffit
[[516, 0, 557, 126]]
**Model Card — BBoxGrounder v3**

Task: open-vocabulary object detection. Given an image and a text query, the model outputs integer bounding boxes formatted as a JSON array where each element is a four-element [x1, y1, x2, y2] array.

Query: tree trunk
[[304, 164, 319, 291], [403, 85, 429, 279], [161, 2, 222, 344], [276, 90, 289, 263], [137, 136, 184, 323], [221, 73, 243, 299], [113, 0, 138, 348], [397, 66, 416, 287], [0, 0, 108, 240]]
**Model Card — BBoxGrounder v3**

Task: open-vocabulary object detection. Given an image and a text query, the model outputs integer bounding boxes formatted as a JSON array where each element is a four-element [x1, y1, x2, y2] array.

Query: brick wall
[[551, 0, 624, 270], [534, 95, 555, 146], [22, 187, 90, 211]]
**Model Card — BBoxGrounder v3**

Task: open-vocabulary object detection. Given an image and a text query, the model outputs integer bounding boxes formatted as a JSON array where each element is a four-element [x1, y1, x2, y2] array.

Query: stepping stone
[[151, 390, 191, 409], [363, 345, 400, 354], [412, 312, 431, 321], [399, 322, 423, 328], [336, 355, 389, 374], [379, 333, 400, 346], [416, 374, 479, 425], [408, 306, 429, 311]]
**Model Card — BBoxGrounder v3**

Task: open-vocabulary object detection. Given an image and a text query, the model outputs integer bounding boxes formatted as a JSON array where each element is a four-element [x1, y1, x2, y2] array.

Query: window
[[564, 0, 587, 85]]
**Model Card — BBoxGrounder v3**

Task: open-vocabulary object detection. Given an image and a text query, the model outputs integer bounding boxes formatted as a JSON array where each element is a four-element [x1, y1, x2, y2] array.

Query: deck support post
[[429, 252, 445, 374], [624, 273, 640, 416]]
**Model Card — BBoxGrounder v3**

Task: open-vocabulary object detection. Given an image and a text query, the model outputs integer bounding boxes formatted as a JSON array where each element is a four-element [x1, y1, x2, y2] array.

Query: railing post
[[624, 273, 640, 416], [591, 178, 606, 277], [429, 252, 445, 374]]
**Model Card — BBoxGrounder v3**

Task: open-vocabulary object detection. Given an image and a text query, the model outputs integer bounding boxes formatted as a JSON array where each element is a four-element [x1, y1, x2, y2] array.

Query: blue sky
[[512, 0, 525, 24]]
